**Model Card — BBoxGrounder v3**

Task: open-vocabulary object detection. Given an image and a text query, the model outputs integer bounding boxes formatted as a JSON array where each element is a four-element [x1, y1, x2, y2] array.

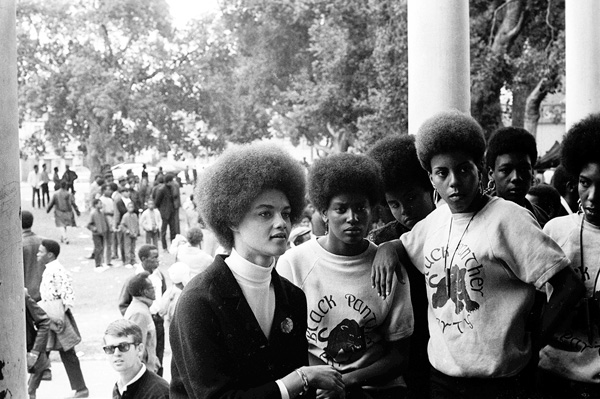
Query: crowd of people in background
[[20, 111, 600, 398]]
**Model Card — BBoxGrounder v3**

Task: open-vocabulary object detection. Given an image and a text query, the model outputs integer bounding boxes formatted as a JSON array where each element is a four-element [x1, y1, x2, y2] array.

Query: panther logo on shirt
[[323, 318, 366, 363], [429, 264, 480, 314]]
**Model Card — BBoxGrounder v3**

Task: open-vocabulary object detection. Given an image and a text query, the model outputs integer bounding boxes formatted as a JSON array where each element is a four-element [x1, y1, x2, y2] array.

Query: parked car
[[111, 162, 159, 182]]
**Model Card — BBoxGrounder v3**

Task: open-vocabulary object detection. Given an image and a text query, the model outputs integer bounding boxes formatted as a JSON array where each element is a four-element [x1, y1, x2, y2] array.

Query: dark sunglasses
[[102, 342, 138, 355]]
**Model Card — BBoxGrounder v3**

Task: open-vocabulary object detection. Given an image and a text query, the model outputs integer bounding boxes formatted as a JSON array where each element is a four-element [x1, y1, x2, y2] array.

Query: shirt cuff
[[276, 379, 290, 399]]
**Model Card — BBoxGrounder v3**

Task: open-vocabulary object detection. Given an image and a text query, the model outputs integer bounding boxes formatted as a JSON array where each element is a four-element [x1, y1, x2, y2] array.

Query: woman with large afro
[[278, 152, 414, 399], [371, 110, 582, 399], [169, 142, 344, 398], [367, 134, 435, 399], [537, 113, 600, 398]]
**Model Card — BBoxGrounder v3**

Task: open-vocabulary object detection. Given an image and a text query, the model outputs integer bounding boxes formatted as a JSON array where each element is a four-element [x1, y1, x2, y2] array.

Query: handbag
[[39, 299, 65, 333]]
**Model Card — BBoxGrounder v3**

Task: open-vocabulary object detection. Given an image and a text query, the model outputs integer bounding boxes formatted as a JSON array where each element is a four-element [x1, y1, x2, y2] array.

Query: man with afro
[[486, 126, 549, 227], [279, 152, 413, 398]]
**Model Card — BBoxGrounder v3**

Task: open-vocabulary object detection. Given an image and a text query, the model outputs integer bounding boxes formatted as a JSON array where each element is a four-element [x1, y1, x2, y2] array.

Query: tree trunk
[[86, 120, 111, 177], [471, 0, 527, 137], [511, 86, 528, 128], [524, 77, 550, 139]]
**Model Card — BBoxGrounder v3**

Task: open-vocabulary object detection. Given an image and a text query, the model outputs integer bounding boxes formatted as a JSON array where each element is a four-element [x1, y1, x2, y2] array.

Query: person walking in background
[[28, 164, 41, 208], [37, 239, 89, 398], [153, 175, 176, 251], [87, 175, 104, 212], [22, 210, 44, 302], [99, 184, 115, 266], [26, 288, 51, 399], [47, 181, 80, 245], [103, 319, 169, 399], [62, 164, 78, 195], [113, 184, 127, 264], [182, 193, 199, 233], [167, 173, 182, 235], [140, 199, 161, 249], [123, 272, 160, 374], [40, 164, 50, 207], [120, 202, 140, 268], [53, 166, 61, 191], [87, 199, 110, 273]]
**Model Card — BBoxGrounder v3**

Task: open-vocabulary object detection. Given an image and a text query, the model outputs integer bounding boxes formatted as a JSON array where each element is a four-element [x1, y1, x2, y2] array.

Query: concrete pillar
[[565, 0, 600, 130], [407, 0, 471, 134], [0, 0, 27, 397]]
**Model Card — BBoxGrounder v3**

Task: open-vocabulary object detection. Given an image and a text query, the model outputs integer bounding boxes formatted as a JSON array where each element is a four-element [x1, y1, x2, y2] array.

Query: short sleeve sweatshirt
[[539, 213, 600, 383], [277, 237, 414, 372], [400, 196, 569, 378]]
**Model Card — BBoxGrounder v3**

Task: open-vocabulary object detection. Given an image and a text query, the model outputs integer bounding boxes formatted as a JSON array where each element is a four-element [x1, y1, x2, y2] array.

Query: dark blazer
[[23, 230, 43, 302], [87, 209, 109, 235], [153, 184, 175, 220], [169, 255, 312, 399]]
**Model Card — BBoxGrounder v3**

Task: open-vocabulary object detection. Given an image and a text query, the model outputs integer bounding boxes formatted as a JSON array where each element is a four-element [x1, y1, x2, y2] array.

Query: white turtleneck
[[225, 249, 275, 339], [225, 249, 292, 399]]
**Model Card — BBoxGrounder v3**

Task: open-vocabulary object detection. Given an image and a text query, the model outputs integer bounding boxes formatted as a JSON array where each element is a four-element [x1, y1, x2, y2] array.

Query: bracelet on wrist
[[295, 368, 309, 395]]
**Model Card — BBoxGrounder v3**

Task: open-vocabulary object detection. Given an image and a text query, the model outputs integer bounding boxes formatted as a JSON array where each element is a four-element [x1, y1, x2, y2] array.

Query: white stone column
[[407, 0, 471, 134], [565, 0, 600, 130], [0, 0, 27, 397]]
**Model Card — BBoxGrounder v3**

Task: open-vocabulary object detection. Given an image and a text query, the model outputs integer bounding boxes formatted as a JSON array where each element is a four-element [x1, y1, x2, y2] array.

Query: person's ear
[[321, 210, 328, 224], [428, 172, 435, 188], [487, 166, 494, 181], [136, 342, 145, 358], [566, 180, 577, 193]]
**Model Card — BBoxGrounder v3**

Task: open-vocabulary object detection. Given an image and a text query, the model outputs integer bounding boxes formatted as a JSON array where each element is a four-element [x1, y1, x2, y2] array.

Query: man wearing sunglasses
[[103, 319, 169, 398]]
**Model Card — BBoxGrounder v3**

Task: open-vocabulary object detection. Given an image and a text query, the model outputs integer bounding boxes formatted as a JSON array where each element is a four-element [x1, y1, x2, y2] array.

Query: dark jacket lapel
[[212, 256, 268, 344]]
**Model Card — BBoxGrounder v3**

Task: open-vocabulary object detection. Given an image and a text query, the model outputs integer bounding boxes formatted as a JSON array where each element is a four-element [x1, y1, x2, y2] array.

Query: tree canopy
[[18, 0, 565, 168]]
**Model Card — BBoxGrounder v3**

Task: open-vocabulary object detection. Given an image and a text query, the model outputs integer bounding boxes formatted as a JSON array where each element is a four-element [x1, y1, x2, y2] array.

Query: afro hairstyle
[[561, 113, 600, 177], [416, 110, 486, 171], [368, 134, 431, 194], [196, 142, 306, 250], [308, 152, 383, 212], [486, 127, 538, 169]]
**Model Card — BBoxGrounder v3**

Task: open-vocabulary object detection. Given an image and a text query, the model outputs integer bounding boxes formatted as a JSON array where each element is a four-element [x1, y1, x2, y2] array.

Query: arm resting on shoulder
[[371, 239, 411, 299]]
